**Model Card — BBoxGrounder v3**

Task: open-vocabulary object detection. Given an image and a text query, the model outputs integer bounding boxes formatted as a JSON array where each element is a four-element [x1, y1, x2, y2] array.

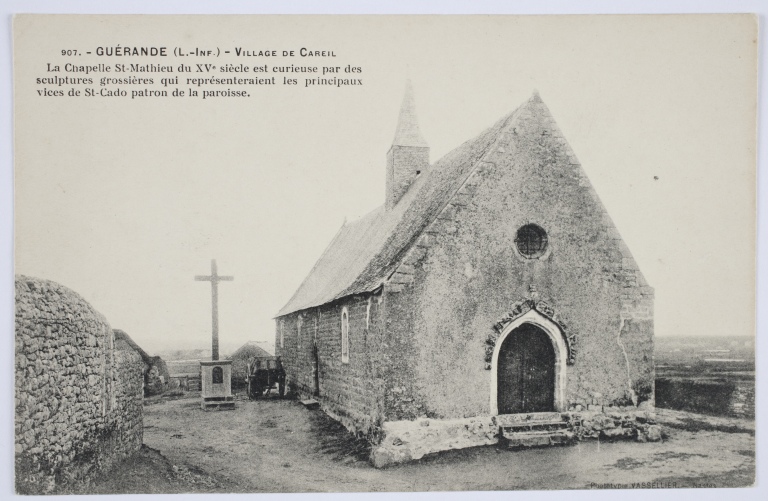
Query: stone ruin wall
[[144, 356, 170, 396], [15, 275, 144, 494]]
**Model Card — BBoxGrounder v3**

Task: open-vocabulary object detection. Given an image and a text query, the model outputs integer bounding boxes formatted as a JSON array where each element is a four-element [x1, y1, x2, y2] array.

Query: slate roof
[[277, 94, 527, 317], [277, 91, 648, 317]]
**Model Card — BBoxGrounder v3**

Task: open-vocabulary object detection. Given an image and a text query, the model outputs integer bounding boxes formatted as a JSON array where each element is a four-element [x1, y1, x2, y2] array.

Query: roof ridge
[[275, 92, 557, 318], [274, 220, 348, 318], [533, 95, 650, 287], [113, 328, 152, 363]]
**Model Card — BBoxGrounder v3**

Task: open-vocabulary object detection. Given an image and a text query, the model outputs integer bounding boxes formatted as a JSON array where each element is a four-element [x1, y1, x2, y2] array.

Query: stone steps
[[501, 419, 568, 432], [498, 412, 574, 449], [201, 395, 235, 410], [300, 399, 320, 409], [502, 429, 575, 448]]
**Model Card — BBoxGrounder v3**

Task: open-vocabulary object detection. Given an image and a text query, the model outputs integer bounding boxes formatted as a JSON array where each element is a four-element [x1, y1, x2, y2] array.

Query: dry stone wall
[[656, 377, 755, 419], [729, 382, 755, 418], [15, 275, 144, 494], [111, 337, 144, 452]]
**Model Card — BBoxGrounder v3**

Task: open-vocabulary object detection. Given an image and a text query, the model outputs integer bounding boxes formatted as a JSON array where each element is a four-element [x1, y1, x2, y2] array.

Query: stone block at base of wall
[[371, 409, 662, 468], [565, 410, 662, 443], [371, 416, 499, 467]]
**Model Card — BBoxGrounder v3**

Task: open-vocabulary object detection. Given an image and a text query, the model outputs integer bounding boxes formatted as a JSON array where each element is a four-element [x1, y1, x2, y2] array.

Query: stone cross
[[194, 259, 233, 361]]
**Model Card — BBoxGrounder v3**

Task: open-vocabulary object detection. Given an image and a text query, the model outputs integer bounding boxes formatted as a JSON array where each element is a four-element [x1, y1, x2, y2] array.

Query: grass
[[663, 417, 754, 436]]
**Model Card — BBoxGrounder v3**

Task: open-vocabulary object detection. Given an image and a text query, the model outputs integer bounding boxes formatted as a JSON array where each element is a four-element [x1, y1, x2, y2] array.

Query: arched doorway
[[490, 309, 567, 414], [497, 323, 555, 414]]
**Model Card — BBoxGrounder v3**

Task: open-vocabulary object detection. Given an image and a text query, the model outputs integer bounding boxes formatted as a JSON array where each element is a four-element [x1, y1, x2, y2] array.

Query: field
[[655, 336, 755, 418]]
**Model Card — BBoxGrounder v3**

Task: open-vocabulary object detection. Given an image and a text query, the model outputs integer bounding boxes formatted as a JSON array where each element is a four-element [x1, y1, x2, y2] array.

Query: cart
[[246, 356, 286, 398]]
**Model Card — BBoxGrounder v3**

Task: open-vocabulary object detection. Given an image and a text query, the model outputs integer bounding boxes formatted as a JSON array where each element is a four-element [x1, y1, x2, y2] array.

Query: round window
[[515, 224, 548, 258]]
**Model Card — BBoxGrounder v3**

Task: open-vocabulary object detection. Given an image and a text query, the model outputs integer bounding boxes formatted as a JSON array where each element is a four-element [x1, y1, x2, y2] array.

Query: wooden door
[[497, 323, 555, 414]]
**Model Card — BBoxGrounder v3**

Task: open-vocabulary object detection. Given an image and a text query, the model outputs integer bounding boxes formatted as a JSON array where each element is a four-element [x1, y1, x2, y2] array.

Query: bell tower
[[386, 81, 430, 210]]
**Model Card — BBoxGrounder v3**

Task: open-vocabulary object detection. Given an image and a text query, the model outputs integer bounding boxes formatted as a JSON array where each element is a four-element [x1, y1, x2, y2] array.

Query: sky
[[12, 14, 757, 355]]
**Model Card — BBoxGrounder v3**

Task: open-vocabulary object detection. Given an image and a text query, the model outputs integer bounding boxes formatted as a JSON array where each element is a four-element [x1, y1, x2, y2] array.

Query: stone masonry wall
[[618, 298, 655, 405], [112, 337, 144, 454], [387, 145, 430, 210], [276, 290, 386, 437], [729, 381, 755, 419], [15, 276, 143, 494]]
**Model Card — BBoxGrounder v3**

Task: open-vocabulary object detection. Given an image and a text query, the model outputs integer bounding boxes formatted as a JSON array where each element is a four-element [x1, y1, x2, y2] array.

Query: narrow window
[[341, 307, 349, 363], [212, 366, 223, 384], [297, 315, 303, 348], [365, 297, 372, 329], [279, 320, 284, 348], [314, 309, 319, 343]]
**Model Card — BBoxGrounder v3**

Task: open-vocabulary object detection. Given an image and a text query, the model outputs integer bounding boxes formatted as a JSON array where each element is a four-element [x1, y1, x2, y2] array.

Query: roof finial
[[392, 80, 428, 148]]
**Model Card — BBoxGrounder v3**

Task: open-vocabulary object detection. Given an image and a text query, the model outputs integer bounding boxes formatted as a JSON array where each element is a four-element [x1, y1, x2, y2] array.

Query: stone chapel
[[275, 83, 655, 466]]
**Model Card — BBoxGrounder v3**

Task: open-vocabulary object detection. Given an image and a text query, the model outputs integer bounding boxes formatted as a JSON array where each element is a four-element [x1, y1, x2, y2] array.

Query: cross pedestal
[[200, 361, 234, 410]]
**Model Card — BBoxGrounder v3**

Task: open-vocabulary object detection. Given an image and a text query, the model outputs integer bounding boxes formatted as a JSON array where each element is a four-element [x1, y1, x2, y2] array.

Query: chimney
[[386, 81, 429, 210]]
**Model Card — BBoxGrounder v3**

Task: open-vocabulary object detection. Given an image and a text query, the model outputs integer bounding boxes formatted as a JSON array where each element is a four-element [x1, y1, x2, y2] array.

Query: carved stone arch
[[488, 308, 569, 414], [485, 299, 576, 369]]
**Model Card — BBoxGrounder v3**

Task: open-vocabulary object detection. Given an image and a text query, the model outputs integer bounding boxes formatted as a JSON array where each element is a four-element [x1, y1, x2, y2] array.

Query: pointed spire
[[392, 80, 428, 148], [386, 80, 430, 210]]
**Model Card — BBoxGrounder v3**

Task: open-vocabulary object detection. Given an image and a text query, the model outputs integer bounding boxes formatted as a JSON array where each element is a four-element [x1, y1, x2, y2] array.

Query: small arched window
[[365, 297, 372, 329], [297, 315, 303, 347], [341, 307, 349, 363], [212, 366, 223, 384]]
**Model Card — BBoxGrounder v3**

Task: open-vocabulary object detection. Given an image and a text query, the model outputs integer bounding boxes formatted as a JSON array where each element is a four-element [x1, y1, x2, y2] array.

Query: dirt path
[[132, 394, 756, 493], [77, 445, 224, 494]]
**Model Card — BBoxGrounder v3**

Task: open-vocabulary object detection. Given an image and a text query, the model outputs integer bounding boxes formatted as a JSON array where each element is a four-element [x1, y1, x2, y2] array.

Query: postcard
[[12, 14, 757, 494]]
